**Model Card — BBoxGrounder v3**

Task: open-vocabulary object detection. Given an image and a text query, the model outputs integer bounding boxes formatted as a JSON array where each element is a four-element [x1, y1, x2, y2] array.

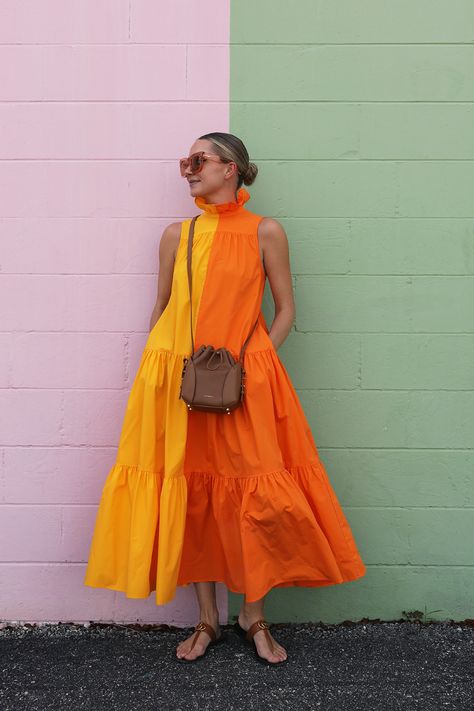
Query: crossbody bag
[[178, 215, 259, 414]]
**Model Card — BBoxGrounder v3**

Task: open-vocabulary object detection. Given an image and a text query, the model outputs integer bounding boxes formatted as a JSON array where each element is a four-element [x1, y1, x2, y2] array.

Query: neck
[[196, 187, 238, 204]]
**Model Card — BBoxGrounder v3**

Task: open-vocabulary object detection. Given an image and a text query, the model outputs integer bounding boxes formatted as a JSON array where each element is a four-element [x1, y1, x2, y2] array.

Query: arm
[[258, 217, 296, 350], [149, 222, 181, 331]]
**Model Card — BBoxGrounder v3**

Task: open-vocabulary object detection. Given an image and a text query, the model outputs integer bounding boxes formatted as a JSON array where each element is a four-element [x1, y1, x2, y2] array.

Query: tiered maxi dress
[[84, 187, 367, 605]]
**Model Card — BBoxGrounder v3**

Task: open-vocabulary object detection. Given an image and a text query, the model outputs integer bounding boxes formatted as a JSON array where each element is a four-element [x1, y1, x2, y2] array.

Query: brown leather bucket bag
[[178, 215, 259, 414]]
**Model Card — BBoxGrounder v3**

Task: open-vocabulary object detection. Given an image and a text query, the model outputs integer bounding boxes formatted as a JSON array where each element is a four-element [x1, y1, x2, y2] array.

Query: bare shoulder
[[258, 217, 289, 254], [161, 221, 182, 242], [159, 221, 182, 260]]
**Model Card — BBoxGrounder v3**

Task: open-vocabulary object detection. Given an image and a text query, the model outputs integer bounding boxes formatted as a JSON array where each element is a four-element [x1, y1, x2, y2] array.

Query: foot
[[176, 614, 221, 661], [238, 612, 288, 664]]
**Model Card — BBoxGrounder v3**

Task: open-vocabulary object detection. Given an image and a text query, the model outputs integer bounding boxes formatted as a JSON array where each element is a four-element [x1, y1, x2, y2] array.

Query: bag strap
[[187, 215, 260, 364]]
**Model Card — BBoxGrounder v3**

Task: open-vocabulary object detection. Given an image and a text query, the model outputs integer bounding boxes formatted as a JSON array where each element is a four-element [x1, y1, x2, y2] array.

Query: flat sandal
[[233, 618, 288, 666], [176, 620, 226, 663]]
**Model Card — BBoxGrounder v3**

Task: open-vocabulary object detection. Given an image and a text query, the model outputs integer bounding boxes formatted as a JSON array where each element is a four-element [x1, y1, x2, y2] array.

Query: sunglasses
[[179, 151, 233, 177]]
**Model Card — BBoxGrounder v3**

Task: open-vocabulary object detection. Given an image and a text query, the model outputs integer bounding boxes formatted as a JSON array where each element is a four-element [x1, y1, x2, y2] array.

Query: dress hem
[[84, 459, 366, 605], [84, 564, 366, 605]]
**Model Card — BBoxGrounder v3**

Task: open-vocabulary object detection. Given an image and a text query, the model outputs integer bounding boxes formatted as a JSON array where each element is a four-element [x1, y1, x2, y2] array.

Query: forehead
[[188, 139, 215, 156]]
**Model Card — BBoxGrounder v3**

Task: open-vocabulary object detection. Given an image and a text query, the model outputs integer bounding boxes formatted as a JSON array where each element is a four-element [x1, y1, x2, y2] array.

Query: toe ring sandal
[[177, 620, 225, 663], [233, 618, 288, 666]]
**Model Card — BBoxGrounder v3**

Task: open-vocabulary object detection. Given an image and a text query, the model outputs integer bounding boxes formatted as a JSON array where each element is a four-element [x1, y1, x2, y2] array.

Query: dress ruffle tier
[[84, 345, 366, 603]]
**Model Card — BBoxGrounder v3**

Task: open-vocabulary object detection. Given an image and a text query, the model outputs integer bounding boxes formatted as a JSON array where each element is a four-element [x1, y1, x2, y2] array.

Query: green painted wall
[[229, 0, 474, 623]]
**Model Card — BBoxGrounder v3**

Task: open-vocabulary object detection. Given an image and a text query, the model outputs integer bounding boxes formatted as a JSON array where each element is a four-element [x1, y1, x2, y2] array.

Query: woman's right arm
[[149, 222, 182, 331]]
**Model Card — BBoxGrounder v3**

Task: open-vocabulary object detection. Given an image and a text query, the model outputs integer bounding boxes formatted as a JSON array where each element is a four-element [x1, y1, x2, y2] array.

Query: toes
[[266, 651, 284, 664], [176, 648, 190, 658], [262, 634, 287, 662], [269, 636, 287, 657], [176, 637, 208, 660], [177, 647, 200, 660], [176, 642, 194, 659]]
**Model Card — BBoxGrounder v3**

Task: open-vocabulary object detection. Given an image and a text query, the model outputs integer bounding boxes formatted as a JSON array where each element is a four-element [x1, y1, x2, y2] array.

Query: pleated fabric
[[84, 187, 367, 604]]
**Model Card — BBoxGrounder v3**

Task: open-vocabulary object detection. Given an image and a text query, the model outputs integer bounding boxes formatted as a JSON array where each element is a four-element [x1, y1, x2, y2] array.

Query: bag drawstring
[[207, 349, 224, 370]]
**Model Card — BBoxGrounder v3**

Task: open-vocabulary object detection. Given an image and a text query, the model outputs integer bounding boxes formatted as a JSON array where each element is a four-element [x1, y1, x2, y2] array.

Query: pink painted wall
[[0, 0, 230, 625]]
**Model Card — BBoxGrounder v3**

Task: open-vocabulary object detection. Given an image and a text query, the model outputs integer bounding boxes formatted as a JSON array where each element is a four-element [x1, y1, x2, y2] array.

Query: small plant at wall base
[[402, 606, 444, 624]]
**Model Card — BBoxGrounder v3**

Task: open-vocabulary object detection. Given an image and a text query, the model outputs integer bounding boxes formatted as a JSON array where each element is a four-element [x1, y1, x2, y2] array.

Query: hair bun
[[243, 162, 258, 186]]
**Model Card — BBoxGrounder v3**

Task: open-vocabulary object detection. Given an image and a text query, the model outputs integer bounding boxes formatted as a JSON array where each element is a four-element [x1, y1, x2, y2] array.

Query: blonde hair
[[198, 132, 258, 189]]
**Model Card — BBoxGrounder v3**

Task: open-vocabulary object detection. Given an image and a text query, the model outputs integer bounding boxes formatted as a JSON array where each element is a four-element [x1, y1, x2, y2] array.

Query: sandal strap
[[246, 619, 275, 651], [189, 620, 217, 651]]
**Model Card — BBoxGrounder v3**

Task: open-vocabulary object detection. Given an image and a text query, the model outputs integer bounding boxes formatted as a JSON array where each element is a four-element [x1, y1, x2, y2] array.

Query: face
[[181, 139, 239, 198]]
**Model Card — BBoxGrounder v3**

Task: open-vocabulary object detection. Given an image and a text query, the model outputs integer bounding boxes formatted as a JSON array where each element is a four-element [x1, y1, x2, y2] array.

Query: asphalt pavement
[[1, 619, 473, 710]]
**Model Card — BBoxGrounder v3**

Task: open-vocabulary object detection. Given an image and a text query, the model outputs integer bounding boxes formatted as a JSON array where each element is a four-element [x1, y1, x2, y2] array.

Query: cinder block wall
[[0, 0, 230, 624], [2, 0, 472, 626], [229, 0, 474, 622]]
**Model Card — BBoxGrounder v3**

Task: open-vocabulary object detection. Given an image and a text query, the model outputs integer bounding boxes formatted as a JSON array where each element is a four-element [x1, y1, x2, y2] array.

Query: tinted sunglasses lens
[[180, 154, 204, 176], [190, 155, 203, 173]]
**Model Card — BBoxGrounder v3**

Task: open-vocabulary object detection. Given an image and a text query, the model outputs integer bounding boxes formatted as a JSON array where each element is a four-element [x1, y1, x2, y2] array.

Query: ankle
[[199, 607, 219, 624], [240, 596, 266, 620], [239, 608, 264, 624]]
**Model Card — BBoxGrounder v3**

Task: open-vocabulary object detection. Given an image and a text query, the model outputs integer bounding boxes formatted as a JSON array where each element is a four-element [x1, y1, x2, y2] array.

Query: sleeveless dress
[[84, 187, 366, 605]]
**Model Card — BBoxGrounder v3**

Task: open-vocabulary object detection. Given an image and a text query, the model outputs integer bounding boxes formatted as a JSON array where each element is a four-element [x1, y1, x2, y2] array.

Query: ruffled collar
[[194, 187, 250, 215]]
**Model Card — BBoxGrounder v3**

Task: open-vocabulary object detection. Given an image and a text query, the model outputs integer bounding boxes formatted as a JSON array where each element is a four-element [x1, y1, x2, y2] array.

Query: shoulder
[[161, 221, 182, 241], [258, 217, 287, 238], [159, 221, 182, 259], [257, 217, 288, 248]]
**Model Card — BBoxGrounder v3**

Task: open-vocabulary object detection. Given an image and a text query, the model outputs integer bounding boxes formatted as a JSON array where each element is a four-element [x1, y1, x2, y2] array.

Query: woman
[[84, 132, 366, 665]]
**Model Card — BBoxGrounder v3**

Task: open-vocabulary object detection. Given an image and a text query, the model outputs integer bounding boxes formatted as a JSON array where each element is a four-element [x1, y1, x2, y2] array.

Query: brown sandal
[[233, 618, 288, 666], [176, 620, 225, 663]]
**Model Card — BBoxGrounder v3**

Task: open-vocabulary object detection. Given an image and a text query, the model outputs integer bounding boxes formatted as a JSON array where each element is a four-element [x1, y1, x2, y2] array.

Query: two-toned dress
[[84, 187, 366, 604]]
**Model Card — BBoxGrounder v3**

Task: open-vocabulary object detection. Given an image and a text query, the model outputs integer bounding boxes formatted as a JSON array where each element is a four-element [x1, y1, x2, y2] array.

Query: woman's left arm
[[259, 217, 296, 351]]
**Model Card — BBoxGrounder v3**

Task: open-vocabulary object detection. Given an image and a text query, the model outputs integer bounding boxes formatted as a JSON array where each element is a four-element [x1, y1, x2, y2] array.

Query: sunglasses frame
[[179, 151, 233, 177]]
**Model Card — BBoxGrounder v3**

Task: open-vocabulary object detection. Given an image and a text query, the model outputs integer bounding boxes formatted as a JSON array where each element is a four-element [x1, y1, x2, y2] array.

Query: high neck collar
[[194, 187, 250, 215]]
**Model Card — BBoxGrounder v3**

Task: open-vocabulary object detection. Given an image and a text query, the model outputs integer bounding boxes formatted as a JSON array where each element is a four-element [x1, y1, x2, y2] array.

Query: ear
[[225, 162, 238, 178]]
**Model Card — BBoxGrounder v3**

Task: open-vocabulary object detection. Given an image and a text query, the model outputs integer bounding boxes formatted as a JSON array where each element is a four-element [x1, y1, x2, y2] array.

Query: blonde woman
[[84, 132, 366, 665]]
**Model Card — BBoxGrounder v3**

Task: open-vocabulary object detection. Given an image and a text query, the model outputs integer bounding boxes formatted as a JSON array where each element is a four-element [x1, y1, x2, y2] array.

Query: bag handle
[[187, 215, 259, 364]]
